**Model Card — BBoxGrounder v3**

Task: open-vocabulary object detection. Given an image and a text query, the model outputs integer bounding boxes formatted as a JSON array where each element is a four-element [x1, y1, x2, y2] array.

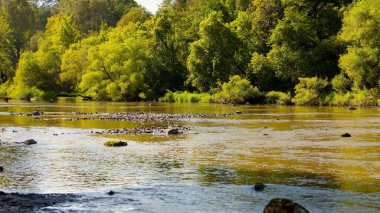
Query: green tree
[[187, 12, 248, 91], [145, 10, 190, 98], [249, 53, 282, 91], [117, 7, 151, 26], [78, 23, 150, 101], [267, 2, 341, 88], [0, 0, 36, 78], [59, 0, 137, 33], [250, 0, 282, 53], [13, 15, 80, 98], [339, 0, 380, 91]]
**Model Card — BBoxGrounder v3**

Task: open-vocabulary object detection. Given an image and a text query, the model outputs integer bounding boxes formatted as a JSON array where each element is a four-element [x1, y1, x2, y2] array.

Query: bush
[[292, 77, 329, 106], [159, 91, 213, 103], [332, 74, 350, 94], [0, 82, 12, 98], [213, 75, 262, 104], [331, 92, 352, 106], [266, 91, 291, 105], [350, 89, 378, 107], [16, 87, 44, 100]]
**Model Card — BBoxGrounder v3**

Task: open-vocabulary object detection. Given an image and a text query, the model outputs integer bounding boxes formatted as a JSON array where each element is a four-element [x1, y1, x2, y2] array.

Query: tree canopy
[[0, 0, 379, 106]]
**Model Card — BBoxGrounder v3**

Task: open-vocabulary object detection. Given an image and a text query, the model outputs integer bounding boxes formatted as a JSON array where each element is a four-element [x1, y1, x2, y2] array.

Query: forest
[[0, 0, 379, 106]]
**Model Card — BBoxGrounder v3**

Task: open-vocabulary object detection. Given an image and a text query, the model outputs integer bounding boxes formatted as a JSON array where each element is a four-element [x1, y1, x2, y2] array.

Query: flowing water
[[0, 100, 379, 212]]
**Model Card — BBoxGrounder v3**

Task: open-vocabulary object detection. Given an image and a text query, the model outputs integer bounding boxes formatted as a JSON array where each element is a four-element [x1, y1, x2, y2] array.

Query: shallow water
[[0, 100, 379, 212]]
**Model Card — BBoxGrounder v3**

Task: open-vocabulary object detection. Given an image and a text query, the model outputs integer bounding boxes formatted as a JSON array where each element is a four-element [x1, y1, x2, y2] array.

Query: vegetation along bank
[[0, 0, 379, 107]]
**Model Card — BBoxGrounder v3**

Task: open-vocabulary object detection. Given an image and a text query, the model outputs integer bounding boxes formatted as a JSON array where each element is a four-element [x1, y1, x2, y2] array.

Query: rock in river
[[167, 128, 180, 135], [104, 141, 128, 147], [264, 198, 309, 213], [341, 133, 352, 138], [254, 183, 265, 192], [0, 166, 3, 172], [32, 111, 41, 116], [24, 139, 37, 145]]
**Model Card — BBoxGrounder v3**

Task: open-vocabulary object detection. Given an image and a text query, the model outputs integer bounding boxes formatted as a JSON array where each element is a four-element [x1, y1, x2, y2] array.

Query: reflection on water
[[0, 100, 379, 212]]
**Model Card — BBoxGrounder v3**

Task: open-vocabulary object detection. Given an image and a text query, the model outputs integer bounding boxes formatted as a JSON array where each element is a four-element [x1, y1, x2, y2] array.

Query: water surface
[[0, 100, 379, 212]]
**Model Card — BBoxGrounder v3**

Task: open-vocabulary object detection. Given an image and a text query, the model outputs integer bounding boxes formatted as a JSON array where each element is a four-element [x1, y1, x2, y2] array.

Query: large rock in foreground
[[0, 191, 77, 212], [264, 198, 309, 213]]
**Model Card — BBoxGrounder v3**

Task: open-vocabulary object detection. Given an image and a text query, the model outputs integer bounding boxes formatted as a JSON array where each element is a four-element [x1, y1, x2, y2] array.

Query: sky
[[135, 0, 163, 13]]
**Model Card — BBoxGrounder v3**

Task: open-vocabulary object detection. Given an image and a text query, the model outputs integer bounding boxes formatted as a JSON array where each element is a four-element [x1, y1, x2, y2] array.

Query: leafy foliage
[[0, 0, 379, 106], [213, 75, 261, 104], [159, 91, 212, 103], [187, 12, 248, 91], [292, 77, 329, 106], [265, 91, 291, 105]]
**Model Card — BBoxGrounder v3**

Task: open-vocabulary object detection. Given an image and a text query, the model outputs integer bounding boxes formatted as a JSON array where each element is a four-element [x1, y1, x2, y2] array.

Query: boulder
[[23, 139, 37, 145], [254, 183, 265, 192], [264, 198, 309, 213], [32, 111, 41, 116], [104, 141, 128, 147], [341, 133, 352, 138], [167, 128, 179, 135]]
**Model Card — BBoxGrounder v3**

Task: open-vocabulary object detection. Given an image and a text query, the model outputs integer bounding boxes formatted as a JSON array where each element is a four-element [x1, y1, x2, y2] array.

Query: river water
[[0, 100, 379, 212]]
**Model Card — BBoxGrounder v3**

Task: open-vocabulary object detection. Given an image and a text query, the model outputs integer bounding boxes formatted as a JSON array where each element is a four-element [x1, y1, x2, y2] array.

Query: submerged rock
[[254, 183, 265, 192], [341, 133, 352, 138], [104, 141, 128, 147], [23, 139, 37, 145], [167, 128, 180, 135], [264, 198, 309, 213]]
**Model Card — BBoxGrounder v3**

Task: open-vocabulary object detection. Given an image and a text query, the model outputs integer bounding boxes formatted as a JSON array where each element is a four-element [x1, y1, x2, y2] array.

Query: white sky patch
[[135, 0, 163, 13]]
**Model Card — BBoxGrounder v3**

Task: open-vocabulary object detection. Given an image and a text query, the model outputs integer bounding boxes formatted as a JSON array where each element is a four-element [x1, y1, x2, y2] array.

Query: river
[[0, 100, 379, 212]]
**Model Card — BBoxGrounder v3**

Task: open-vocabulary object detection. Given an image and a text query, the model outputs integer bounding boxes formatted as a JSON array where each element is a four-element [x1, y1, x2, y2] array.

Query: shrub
[[213, 75, 262, 104], [292, 77, 329, 106], [14, 87, 44, 100], [159, 91, 175, 102], [159, 91, 212, 103], [266, 91, 291, 105], [350, 88, 378, 107], [332, 74, 350, 94], [331, 92, 352, 106]]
